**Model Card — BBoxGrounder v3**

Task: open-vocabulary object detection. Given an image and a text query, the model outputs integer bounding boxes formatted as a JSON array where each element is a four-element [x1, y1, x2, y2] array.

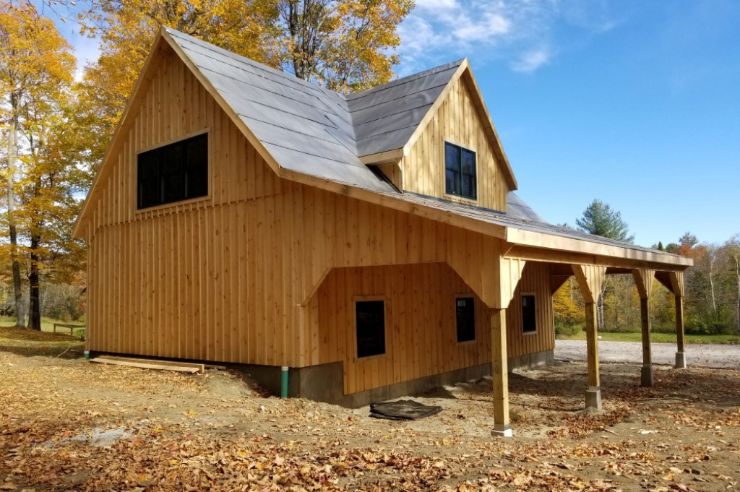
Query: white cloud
[[397, 0, 620, 74], [511, 47, 551, 72]]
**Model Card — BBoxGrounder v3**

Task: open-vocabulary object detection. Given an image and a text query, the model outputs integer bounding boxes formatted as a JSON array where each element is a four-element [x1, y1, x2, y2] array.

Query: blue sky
[[397, 0, 740, 246], [42, 0, 739, 247]]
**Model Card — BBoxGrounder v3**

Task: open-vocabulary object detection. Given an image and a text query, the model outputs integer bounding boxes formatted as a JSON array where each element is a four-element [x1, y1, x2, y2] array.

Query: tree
[[576, 199, 634, 243], [277, 0, 413, 92], [0, 1, 79, 329]]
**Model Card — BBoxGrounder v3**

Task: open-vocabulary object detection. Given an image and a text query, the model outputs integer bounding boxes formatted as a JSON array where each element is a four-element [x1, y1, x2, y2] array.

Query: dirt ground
[[1, 338, 739, 491]]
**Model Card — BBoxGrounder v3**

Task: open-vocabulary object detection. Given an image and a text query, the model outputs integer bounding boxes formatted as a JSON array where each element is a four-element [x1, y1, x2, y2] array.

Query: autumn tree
[[0, 1, 81, 329], [277, 0, 413, 92]]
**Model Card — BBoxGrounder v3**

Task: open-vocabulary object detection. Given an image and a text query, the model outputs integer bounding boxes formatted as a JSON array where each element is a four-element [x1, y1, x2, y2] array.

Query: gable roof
[[74, 28, 690, 269]]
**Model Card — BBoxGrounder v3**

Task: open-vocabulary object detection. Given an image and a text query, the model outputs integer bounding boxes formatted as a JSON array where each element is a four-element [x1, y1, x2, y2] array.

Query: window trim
[[353, 296, 388, 360], [135, 129, 211, 213], [454, 295, 476, 344], [521, 292, 538, 336], [443, 140, 478, 201]]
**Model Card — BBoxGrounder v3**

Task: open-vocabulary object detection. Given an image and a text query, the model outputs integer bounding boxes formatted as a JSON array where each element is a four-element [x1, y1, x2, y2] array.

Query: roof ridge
[[346, 58, 466, 102]]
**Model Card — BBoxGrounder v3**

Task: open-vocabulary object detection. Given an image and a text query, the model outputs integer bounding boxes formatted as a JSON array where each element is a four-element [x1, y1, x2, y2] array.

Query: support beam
[[633, 269, 655, 386], [490, 308, 512, 437], [572, 264, 607, 411], [668, 271, 687, 369], [584, 301, 601, 410]]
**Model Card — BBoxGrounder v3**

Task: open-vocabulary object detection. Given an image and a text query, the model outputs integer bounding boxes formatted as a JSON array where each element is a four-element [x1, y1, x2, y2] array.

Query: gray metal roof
[[166, 28, 460, 194], [163, 29, 673, 260]]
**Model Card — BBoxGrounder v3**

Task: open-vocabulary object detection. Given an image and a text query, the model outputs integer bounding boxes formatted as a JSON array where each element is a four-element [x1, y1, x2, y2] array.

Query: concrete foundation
[[491, 424, 513, 438], [641, 365, 655, 387], [585, 387, 602, 411], [675, 351, 687, 369], [240, 349, 555, 407]]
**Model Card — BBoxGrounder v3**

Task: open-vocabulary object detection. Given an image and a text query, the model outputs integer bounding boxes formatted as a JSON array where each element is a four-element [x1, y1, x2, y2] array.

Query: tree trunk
[[708, 253, 717, 315], [6, 99, 25, 328], [27, 233, 42, 331], [735, 255, 740, 335]]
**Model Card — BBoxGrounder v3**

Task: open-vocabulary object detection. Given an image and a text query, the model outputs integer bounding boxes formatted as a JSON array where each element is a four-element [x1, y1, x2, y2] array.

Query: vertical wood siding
[[505, 263, 555, 359], [316, 262, 554, 394], [85, 46, 553, 386], [400, 72, 509, 211]]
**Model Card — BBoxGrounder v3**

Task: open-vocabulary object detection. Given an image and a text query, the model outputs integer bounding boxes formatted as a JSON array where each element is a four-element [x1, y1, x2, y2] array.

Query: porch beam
[[490, 308, 512, 437], [633, 269, 655, 386], [571, 264, 607, 411]]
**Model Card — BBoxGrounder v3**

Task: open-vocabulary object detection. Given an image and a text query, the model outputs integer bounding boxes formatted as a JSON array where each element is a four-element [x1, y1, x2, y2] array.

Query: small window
[[522, 294, 536, 334], [355, 300, 386, 358], [445, 142, 477, 199], [455, 297, 475, 342], [137, 133, 208, 209]]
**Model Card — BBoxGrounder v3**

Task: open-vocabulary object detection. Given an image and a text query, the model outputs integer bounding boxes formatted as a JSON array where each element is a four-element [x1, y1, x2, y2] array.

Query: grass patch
[[0, 316, 86, 338], [557, 330, 740, 344], [0, 325, 85, 358]]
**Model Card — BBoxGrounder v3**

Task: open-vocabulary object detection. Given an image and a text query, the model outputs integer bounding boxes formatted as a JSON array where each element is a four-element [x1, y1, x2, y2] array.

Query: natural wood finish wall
[[315, 262, 554, 394], [505, 262, 555, 359], [400, 72, 510, 211], [85, 46, 553, 384]]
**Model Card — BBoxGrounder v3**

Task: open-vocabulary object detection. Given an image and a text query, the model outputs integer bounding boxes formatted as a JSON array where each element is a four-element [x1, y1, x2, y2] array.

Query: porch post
[[633, 269, 655, 387], [669, 271, 688, 369], [490, 308, 512, 437], [584, 301, 601, 410], [571, 264, 607, 411], [674, 294, 687, 367], [639, 296, 654, 386]]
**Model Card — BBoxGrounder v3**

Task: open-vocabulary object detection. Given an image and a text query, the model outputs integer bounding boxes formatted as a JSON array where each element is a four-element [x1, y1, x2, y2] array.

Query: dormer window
[[444, 142, 477, 200]]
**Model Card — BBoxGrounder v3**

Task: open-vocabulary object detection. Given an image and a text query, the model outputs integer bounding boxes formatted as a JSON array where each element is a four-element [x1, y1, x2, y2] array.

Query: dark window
[[444, 142, 476, 199], [455, 297, 475, 342], [522, 295, 536, 333], [137, 133, 208, 209], [356, 300, 385, 358]]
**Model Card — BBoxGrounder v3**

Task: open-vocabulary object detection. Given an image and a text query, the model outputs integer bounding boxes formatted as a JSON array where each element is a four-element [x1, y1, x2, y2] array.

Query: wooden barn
[[75, 27, 692, 435]]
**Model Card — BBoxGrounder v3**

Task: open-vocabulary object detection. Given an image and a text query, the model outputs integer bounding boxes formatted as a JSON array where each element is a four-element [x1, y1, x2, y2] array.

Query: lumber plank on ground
[[91, 355, 204, 374]]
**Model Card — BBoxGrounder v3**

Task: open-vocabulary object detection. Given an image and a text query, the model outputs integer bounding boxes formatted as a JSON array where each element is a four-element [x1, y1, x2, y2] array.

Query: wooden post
[[584, 301, 601, 410], [490, 308, 512, 437], [674, 294, 687, 368], [633, 269, 655, 387], [572, 264, 607, 411], [668, 271, 688, 369]]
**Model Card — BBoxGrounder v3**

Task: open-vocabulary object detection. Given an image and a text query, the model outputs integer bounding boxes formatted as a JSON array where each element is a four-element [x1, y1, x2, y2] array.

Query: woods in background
[[555, 200, 740, 336]]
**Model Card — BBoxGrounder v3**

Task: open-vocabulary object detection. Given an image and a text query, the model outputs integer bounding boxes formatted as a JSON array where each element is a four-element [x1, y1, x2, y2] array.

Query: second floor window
[[137, 133, 208, 209], [445, 142, 477, 200]]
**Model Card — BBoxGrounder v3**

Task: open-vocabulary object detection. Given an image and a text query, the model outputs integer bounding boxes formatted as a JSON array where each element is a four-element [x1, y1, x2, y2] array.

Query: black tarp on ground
[[369, 400, 442, 420]]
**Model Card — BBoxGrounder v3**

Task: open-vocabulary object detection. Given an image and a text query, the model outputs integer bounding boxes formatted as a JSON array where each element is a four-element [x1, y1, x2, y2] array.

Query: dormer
[[351, 59, 517, 212]]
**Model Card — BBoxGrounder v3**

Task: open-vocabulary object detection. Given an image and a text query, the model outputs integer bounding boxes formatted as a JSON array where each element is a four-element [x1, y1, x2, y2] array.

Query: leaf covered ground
[[1, 344, 738, 491]]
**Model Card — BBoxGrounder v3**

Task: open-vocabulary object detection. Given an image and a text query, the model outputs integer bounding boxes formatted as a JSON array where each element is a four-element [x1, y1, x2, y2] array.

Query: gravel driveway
[[555, 339, 739, 369]]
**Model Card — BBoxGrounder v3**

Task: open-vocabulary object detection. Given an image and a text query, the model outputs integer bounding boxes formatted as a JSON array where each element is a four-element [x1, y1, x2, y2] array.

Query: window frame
[[454, 295, 476, 343], [353, 296, 388, 360], [135, 129, 210, 213], [521, 292, 537, 335], [444, 140, 478, 201]]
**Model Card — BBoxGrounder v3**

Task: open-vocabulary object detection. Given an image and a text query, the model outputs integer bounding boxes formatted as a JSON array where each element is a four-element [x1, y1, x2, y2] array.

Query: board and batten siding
[[400, 71, 510, 212], [315, 262, 554, 395], [84, 44, 554, 386]]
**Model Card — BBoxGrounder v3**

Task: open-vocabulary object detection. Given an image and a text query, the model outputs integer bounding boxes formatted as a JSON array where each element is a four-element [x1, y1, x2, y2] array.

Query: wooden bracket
[[571, 264, 607, 304], [632, 268, 655, 300]]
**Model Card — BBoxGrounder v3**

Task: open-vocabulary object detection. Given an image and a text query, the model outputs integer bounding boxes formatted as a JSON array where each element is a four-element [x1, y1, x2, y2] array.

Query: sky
[[38, 0, 740, 247]]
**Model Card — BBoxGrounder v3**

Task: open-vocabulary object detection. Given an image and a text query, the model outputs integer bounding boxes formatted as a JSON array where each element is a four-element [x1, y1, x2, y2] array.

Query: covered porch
[[487, 240, 691, 437]]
